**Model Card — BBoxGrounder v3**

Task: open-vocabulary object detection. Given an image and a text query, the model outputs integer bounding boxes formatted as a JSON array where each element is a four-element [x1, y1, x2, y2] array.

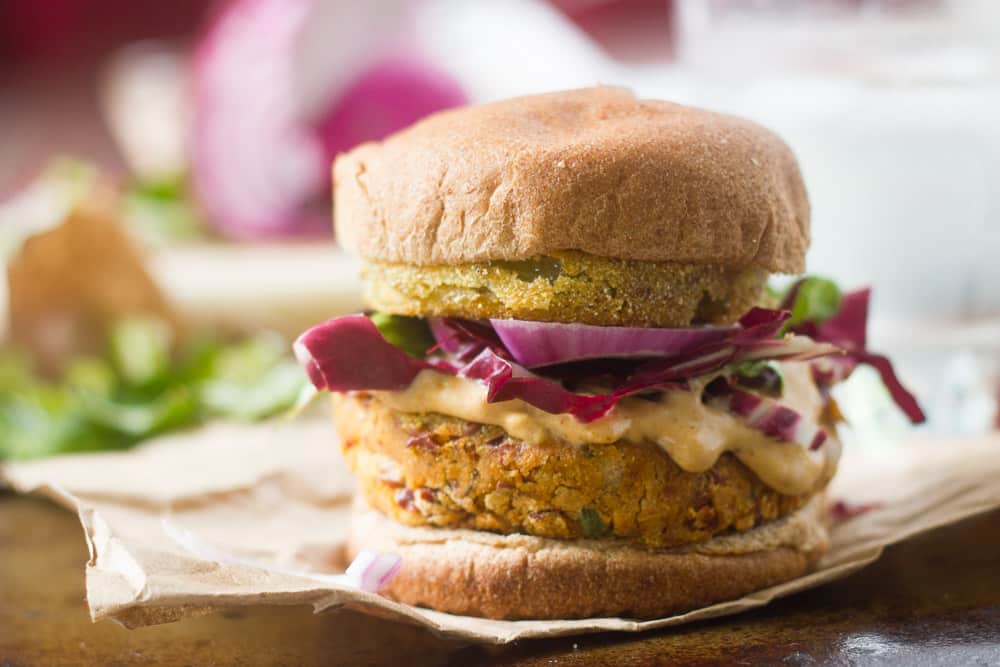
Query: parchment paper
[[3, 422, 999, 644]]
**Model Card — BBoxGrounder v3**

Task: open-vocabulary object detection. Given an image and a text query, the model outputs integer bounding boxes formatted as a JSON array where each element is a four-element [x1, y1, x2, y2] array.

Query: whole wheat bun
[[348, 497, 828, 620], [334, 86, 809, 272]]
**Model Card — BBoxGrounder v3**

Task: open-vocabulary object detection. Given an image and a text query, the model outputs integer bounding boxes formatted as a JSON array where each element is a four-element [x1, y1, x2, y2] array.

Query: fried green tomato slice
[[360, 251, 769, 327], [333, 394, 820, 549]]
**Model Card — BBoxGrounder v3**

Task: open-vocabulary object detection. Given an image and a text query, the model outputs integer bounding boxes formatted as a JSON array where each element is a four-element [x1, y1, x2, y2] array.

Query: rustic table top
[[2, 493, 999, 666]]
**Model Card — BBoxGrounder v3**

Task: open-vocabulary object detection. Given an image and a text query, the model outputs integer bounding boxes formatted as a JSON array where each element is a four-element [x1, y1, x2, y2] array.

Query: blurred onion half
[[191, 0, 466, 239]]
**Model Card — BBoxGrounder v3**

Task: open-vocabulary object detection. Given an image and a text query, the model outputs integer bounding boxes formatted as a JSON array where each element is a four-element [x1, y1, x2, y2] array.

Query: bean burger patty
[[333, 394, 820, 550]]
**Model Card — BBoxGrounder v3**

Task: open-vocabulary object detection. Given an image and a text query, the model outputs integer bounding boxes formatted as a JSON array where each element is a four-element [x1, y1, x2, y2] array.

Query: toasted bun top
[[334, 86, 809, 272]]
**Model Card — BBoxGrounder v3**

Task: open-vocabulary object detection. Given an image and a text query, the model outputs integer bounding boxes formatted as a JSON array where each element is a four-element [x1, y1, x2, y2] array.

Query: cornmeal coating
[[360, 252, 769, 327]]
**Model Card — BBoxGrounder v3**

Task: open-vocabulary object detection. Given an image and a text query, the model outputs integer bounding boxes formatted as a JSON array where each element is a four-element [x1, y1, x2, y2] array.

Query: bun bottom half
[[346, 497, 828, 620]]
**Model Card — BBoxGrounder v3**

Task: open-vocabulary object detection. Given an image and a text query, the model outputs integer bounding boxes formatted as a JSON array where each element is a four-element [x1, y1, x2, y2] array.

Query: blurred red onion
[[314, 56, 468, 167], [191, 0, 465, 239]]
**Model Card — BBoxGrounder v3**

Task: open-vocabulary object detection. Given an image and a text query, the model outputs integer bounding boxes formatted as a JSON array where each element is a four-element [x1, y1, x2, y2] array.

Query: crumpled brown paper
[[3, 422, 999, 644]]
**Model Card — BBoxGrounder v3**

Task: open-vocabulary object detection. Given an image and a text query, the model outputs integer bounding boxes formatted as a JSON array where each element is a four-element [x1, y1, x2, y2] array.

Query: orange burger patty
[[333, 394, 821, 549]]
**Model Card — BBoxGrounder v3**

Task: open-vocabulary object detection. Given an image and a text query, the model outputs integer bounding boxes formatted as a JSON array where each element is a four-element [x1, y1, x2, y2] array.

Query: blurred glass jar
[[674, 0, 1000, 435]]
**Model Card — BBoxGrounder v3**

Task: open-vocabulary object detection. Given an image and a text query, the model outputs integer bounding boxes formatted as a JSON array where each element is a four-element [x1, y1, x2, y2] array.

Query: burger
[[295, 87, 923, 620]]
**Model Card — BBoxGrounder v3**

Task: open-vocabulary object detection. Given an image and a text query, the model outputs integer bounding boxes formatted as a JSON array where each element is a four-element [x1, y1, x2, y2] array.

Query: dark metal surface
[[2, 493, 999, 666]]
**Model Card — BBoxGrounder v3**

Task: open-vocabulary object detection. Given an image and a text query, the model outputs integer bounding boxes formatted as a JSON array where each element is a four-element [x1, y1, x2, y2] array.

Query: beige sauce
[[373, 363, 839, 495]]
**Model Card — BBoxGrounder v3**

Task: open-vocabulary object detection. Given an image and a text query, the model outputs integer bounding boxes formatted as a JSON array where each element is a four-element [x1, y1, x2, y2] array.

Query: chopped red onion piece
[[829, 499, 883, 521], [344, 549, 402, 593], [707, 381, 828, 450]]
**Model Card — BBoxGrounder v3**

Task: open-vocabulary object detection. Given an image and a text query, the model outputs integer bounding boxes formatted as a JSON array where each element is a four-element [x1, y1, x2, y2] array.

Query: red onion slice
[[486, 308, 837, 371], [490, 319, 738, 368], [192, 0, 325, 238]]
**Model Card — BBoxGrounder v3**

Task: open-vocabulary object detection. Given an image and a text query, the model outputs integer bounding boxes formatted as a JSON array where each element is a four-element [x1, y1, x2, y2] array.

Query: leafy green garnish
[[81, 386, 198, 439], [786, 277, 842, 327], [200, 361, 306, 421], [65, 357, 116, 397], [122, 175, 205, 248], [369, 312, 436, 359], [109, 317, 172, 388], [0, 350, 35, 392], [0, 323, 308, 461]]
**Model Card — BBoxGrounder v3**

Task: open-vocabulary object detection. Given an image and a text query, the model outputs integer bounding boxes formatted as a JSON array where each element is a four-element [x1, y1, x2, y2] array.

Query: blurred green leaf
[[0, 350, 35, 393], [0, 388, 114, 460], [174, 333, 225, 384], [65, 357, 116, 397], [209, 330, 288, 383], [787, 277, 842, 327], [1, 318, 305, 460], [123, 185, 204, 247], [201, 361, 306, 421], [81, 386, 198, 439], [197, 330, 304, 420], [109, 317, 172, 389], [131, 176, 185, 202]]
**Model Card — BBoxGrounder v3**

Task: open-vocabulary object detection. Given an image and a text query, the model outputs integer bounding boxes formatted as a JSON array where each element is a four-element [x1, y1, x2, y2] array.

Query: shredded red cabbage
[[296, 309, 842, 423], [295, 285, 921, 426], [786, 286, 925, 423], [295, 314, 429, 391]]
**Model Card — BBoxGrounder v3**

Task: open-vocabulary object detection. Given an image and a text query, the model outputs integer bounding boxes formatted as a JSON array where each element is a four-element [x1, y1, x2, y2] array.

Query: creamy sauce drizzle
[[373, 363, 839, 495]]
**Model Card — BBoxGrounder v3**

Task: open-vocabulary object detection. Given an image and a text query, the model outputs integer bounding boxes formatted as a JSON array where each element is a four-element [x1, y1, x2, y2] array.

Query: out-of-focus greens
[[122, 175, 205, 248], [0, 318, 306, 460]]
